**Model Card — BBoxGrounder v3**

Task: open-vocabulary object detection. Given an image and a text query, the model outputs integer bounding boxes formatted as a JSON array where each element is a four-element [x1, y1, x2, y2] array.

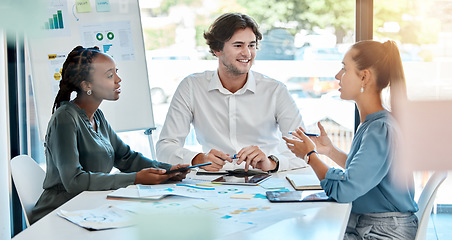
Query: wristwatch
[[268, 155, 279, 173], [304, 150, 317, 164]]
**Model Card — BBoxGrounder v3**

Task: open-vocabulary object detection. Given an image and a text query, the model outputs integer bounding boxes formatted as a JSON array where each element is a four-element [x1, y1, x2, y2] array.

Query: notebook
[[285, 174, 322, 190]]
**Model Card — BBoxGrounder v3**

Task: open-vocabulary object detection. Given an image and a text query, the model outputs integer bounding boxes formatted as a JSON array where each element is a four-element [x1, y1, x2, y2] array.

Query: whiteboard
[[28, 0, 154, 140]]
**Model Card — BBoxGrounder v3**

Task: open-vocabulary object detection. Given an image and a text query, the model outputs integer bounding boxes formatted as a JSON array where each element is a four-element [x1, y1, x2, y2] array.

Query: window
[[374, 0, 452, 204], [374, 0, 452, 101], [135, 0, 356, 167]]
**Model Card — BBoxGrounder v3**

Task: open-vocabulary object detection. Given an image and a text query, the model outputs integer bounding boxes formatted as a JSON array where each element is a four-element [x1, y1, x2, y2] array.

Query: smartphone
[[165, 162, 212, 174], [266, 190, 334, 202]]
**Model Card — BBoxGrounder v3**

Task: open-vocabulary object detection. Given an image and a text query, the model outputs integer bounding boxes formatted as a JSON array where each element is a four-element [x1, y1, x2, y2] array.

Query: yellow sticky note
[[76, 0, 92, 13], [196, 182, 221, 187], [230, 194, 255, 199]]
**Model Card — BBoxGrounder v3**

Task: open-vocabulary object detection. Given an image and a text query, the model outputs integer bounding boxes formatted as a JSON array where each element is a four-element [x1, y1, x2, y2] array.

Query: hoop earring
[[87, 90, 92, 95], [360, 86, 364, 93]]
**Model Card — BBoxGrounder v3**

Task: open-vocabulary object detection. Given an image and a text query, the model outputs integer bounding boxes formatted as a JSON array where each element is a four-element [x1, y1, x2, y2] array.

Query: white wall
[[0, 30, 12, 239]]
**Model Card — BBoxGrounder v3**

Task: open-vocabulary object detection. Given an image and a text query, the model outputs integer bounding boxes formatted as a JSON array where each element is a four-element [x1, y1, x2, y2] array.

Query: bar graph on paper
[[41, 0, 70, 37], [43, 10, 64, 30]]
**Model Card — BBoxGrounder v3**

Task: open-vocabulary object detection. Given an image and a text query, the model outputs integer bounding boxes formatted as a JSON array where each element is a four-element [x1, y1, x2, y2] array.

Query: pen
[[289, 131, 320, 137], [218, 154, 238, 161], [176, 183, 215, 190]]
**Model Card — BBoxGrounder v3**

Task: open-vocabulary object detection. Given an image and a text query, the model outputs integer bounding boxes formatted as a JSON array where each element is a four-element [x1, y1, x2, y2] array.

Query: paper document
[[57, 205, 134, 230], [107, 185, 215, 200], [107, 187, 166, 200], [137, 184, 173, 197]]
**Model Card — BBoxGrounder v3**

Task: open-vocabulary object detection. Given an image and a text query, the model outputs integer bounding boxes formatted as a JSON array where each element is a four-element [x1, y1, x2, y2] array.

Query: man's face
[[215, 27, 257, 77]]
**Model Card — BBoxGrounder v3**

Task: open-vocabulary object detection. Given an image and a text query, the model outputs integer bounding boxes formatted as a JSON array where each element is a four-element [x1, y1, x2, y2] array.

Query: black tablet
[[211, 174, 271, 186], [266, 190, 335, 202]]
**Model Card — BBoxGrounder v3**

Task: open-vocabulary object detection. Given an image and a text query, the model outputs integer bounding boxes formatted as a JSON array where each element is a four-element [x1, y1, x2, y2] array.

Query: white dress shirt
[[156, 70, 307, 171]]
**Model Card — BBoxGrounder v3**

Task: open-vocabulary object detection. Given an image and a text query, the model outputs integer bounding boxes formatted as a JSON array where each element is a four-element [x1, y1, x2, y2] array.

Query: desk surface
[[13, 168, 351, 240]]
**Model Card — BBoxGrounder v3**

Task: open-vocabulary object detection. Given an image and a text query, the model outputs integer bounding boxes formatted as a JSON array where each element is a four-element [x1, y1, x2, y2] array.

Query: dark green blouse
[[30, 101, 171, 223]]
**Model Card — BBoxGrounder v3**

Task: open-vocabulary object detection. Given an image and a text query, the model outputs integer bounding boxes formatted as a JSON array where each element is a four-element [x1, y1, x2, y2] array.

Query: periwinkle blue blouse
[[320, 110, 418, 214]]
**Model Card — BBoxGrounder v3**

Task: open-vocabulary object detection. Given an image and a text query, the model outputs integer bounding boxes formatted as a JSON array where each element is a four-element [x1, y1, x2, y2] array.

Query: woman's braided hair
[[52, 46, 101, 113]]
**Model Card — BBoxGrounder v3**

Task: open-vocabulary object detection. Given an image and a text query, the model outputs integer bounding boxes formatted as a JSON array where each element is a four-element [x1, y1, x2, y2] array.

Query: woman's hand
[[283, 127, 316, 160], [310, 122, 334, 156], [134, 167, 186, 185], [167, 164, 190, 181]]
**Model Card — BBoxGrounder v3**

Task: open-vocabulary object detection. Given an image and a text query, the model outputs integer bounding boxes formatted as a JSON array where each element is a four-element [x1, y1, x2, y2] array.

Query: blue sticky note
[[96, 0, 111, 12], [253, 193, 268, 199]]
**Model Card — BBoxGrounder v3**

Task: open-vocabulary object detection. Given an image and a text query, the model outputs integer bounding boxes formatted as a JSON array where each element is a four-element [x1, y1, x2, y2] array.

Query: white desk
[[13, 168, 351, 240]]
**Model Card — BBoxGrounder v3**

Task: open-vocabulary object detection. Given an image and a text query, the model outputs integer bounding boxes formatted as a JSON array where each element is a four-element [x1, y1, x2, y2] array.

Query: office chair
[[415, 171, 447, 240], [10, 155, 46, 226]]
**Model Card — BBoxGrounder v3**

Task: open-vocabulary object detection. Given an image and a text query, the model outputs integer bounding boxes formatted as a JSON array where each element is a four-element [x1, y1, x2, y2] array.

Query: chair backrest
[[10, 155, 46, 226], [415, 171, 447, 240]]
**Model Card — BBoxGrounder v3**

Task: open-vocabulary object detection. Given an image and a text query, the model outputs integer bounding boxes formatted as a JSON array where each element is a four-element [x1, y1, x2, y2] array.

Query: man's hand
[[235, 146, 276, 172], [192, 149, 230, 171]]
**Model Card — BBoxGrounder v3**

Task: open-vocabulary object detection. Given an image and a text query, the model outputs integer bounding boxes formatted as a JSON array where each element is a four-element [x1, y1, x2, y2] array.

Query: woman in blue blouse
[[30, 46, 189, 224], [284, 40, 418, 239]]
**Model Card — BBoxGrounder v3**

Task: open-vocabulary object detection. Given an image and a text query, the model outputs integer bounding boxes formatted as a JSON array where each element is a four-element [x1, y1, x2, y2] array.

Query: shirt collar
[[66, 100, 98, 124], [208, 70, 256, 94], [364, 110, 388, 123]]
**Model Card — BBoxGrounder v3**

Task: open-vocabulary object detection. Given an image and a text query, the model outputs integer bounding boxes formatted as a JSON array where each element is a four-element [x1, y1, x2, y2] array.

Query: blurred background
[[132, 0, 452, 160], [19, 0, 452, 228], [133, 0, 452, 217]]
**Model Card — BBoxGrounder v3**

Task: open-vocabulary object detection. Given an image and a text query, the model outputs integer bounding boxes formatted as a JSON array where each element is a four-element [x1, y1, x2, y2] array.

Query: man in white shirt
[[156, 13, 306, 172]]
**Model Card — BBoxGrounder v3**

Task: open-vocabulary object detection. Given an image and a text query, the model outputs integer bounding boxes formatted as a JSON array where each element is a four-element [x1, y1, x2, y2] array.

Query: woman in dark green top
[[30, 46, 189, 224]]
